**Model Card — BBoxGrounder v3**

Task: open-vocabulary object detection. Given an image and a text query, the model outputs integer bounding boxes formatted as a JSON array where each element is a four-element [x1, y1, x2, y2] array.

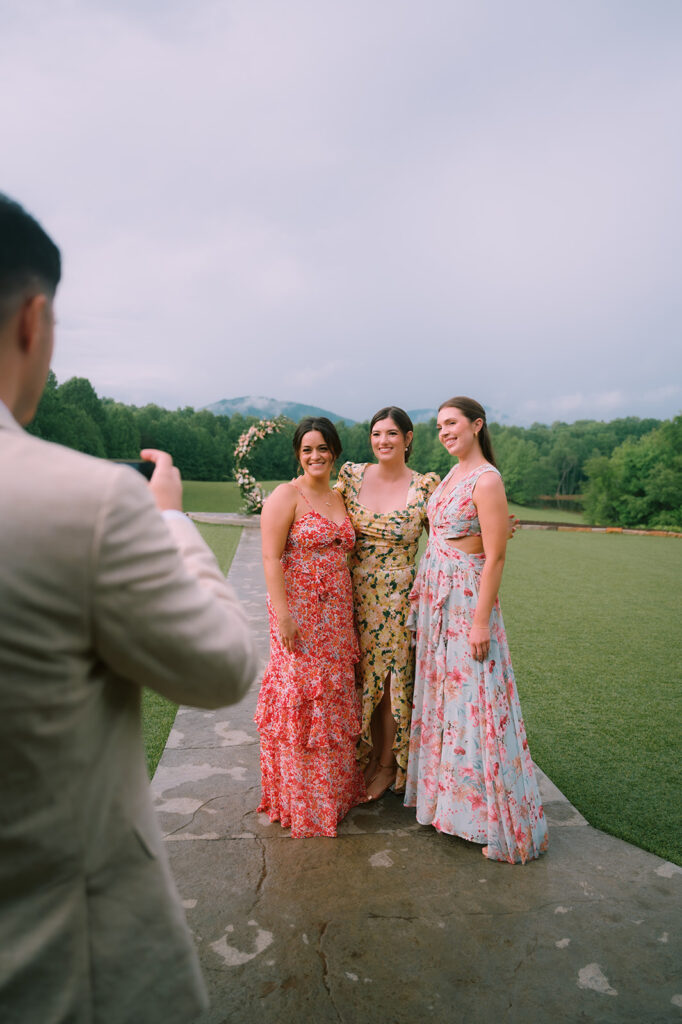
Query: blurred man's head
[[0, 195, 61, 423]]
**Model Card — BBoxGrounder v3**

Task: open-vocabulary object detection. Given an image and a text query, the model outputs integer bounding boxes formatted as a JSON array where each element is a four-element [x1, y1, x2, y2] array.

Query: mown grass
[[141, 690, 178, 777], [182, 479, 281, 514], [508, 501, 584, 525], [194, 522, 242, 574], [182, 480, 243, 513], [501, 530, 682, 865], [141, 521, 242, 776]]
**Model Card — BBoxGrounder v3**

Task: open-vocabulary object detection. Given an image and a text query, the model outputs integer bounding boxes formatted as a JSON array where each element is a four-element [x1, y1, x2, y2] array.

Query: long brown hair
[[438, 396, 497, 467]]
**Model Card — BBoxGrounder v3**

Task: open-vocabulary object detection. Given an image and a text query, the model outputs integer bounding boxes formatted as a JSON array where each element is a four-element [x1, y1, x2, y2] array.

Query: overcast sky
[[3, 0, 681, 425]]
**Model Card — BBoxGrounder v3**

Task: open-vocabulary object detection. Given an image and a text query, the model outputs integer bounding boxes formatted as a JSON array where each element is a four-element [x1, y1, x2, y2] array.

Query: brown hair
[[437, 396, 497, 467], [369, 406, 414, 461], [292, 416, 342, 462]]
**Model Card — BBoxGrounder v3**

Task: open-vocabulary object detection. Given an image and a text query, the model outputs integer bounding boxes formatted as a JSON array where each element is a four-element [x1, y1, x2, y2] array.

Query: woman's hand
[[277, 612, 301, 654], [508, 514, 520, 538], [469, 623, 490, 661]]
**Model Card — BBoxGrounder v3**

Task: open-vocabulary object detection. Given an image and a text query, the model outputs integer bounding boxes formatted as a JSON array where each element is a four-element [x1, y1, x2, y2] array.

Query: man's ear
[[18, 294, 48, 354]]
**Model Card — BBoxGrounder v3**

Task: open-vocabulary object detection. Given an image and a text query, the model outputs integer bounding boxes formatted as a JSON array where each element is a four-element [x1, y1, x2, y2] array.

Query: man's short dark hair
[[0, 194, 61, 326]]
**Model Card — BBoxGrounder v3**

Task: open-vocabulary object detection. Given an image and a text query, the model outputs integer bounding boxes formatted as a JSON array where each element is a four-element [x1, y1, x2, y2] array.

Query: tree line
[[28, 373, 681, 530]]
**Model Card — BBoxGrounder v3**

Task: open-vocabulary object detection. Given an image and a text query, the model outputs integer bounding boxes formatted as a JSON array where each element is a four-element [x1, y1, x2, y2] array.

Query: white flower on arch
[[233, 416, 288, 514]]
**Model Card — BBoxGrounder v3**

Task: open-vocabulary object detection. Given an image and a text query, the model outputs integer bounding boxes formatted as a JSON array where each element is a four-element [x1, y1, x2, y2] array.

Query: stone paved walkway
[[154, 527, 682, 1024]]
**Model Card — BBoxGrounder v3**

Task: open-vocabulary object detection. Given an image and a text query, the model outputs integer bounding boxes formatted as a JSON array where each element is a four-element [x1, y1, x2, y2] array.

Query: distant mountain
[[204, 395, 355, 424], [408, 406, 512, 426], [205, 397, 511, 427], [407, 408, 438, 424]]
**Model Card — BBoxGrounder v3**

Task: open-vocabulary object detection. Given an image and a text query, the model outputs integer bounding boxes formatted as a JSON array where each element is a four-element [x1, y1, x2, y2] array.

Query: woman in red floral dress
[[255, 418, 367, 837]]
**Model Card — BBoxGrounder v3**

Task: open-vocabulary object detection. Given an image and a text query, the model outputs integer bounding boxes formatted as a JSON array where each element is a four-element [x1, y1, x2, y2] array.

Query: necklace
[[300, 483, 333, 507]]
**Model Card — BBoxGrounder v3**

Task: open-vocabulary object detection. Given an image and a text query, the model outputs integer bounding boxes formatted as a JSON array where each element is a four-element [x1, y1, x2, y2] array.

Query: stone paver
[[154, 528, 682, 1024]]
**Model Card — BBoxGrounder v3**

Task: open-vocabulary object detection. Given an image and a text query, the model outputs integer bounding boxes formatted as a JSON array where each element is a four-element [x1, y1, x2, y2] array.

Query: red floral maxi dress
[[255, 505, 367, 838], [405, 464, 549, 863]]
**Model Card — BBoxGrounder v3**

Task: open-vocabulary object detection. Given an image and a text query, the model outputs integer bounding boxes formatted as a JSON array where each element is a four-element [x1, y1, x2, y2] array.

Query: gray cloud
[[3, 0, 681, 423]]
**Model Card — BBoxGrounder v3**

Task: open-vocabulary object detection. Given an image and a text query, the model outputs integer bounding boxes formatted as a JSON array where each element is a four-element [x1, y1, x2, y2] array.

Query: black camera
[[111, 459, 155, 480]]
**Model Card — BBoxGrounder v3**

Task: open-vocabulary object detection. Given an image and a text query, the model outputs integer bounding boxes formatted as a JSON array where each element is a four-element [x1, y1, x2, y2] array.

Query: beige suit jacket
[[0, 402, 257, 1024]]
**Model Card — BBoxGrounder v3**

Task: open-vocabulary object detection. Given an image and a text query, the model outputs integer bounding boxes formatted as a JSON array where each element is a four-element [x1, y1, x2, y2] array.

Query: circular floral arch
[[233, 416, 289, 513]]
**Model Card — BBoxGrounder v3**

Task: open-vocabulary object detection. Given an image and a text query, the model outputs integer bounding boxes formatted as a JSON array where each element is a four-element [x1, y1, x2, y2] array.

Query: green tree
[[102, 401, 140, 458], [27, 369, 61, 439], [336, 421, 372, 465], [57, 406, 106, 456], [409, 420, 439, 474], [59, 377, 105, 428], [493, 435, 549, 505], [584, 417, 682, 529]]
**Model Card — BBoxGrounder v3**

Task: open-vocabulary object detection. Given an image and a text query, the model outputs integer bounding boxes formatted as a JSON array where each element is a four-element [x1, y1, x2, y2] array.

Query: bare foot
[[366, 763, 397, 801]]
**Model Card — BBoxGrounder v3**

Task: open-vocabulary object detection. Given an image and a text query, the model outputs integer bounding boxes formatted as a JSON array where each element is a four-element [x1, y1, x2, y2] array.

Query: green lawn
[[501, 530, 681, 865], [194, 522, 242, 574], [141, 522, 242, 775], [182, 479, 281, 514], [182, 479, 243, 513], [143, 481, 681, 865], [508, 501, 584, 525]]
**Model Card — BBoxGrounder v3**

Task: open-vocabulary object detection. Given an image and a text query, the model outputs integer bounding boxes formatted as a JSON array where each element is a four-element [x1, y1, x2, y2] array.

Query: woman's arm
[[469, 472, 509, 661], [261, 484, 300, 651]]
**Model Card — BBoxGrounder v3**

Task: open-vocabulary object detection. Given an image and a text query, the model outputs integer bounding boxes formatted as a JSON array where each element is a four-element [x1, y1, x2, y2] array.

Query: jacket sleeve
[[91, 468, 258, 708]]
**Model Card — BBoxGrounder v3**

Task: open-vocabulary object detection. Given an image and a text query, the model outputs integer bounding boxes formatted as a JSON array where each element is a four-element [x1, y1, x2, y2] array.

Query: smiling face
[[297, 430, 335, 480], [370, 417, 412, 465], [436, 405, 483, 460]]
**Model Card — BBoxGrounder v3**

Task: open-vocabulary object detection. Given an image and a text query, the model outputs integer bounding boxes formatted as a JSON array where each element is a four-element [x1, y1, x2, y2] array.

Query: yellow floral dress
[[335, 462, 440, 791]]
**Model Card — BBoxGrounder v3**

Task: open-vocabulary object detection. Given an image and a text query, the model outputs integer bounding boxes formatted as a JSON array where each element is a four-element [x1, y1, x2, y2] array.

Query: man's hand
[[140, 449, 183, 512]]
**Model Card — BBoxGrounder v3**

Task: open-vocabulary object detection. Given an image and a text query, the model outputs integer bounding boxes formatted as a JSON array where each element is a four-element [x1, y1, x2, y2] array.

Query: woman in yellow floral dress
[[336, 407, 439, 800]]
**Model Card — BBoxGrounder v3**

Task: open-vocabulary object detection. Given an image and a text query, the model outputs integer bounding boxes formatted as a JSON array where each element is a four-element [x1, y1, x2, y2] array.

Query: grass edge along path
[[142, 523, 242, 776], [501, 529, 681, 866]]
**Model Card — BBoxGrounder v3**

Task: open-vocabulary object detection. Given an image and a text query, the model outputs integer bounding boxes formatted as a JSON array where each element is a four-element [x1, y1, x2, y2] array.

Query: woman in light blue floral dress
[[405, 397, 548, 863]]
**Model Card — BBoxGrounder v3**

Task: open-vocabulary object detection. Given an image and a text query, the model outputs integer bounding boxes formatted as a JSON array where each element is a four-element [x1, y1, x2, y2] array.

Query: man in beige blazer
[[0, 195, 258, 1023]]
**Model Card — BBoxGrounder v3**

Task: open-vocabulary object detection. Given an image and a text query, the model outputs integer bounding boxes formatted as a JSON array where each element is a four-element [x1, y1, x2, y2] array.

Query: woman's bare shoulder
[[473, 467, 504, 492], [263, 482, 299, 512]]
